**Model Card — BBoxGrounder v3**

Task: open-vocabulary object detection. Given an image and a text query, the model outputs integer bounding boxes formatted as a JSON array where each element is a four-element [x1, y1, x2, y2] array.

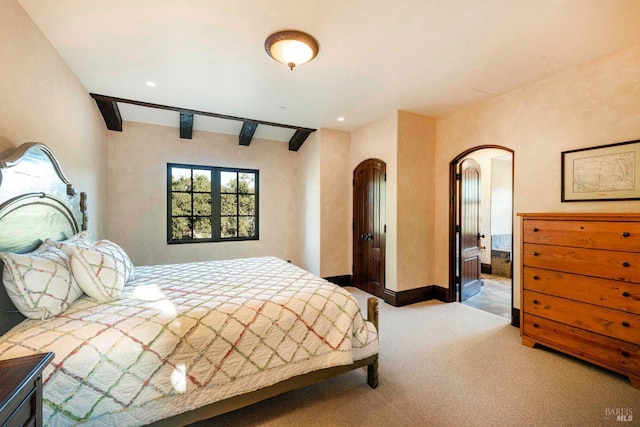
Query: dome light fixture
[[265, 30, 319, 70]]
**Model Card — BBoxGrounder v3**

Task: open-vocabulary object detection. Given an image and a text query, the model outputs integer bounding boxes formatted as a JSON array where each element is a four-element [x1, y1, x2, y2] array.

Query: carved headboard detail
[[0, 142, 87, 335]]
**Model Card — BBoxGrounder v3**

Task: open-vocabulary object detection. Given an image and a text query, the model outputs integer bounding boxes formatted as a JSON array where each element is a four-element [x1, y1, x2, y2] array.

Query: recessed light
[[145, 81, 157, 87], [278, 106, 286, 110], [337, 117, 345, 122]]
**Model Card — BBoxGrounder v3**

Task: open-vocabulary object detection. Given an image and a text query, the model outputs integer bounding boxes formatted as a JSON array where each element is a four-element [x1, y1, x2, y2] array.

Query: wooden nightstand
[[0, 353, 54, 427]]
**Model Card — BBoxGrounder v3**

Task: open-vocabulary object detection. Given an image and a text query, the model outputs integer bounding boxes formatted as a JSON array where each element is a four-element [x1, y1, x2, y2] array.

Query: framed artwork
[[561, 139, 640, 202]]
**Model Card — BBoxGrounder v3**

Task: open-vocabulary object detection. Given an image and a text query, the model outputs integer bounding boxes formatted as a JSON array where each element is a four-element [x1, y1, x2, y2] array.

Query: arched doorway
[[449, 146, 515, 324], [353, 159, 386, 298]]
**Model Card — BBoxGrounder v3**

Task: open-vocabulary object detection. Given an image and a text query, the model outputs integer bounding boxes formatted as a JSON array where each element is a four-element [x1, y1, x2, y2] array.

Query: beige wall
[[297, 128, 352, 277], [107, 121, 302, 266], [350, 113, 398, 290], [297, 132, 321, 274], [349, 111, 437, 292], [0, 0, 108, 239], [397, 111, 436, 290], [436, 44, 640, 306], [319, 128, 351, 278]]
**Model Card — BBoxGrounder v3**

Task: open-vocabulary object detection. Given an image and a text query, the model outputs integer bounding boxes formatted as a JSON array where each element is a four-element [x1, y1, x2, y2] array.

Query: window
[[167, 163, 259, 243]]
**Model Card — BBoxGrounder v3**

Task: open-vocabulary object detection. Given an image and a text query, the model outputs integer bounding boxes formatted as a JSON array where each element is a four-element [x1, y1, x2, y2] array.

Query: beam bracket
[[180, 112, 194, 139], [289, 128, 314, 151], [239, 121, 258, 146]]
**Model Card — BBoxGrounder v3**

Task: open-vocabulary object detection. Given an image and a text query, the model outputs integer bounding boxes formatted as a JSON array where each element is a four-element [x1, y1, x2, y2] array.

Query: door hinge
[[456, 173, 461, 180], [455, 276, 461, 290], [384, 173, 387, 181], [352, 178, 355, 186], [455, 225, 461, 232]]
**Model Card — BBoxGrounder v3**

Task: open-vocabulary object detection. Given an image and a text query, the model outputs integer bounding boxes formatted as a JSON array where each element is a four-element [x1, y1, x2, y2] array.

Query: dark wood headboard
[[0, 143, 87, 335]]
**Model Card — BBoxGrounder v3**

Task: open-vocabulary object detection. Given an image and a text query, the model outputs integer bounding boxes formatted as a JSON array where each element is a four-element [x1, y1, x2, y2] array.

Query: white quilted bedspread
[[0, 257, 378, 426]]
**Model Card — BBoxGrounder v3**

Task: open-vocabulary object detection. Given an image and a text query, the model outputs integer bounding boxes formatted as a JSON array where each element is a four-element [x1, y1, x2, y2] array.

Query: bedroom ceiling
[[18, 0, 640, 143]]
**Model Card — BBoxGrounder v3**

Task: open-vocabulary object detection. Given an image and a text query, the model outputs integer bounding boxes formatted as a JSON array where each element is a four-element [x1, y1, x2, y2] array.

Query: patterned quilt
[[0, 257, 378, 426]]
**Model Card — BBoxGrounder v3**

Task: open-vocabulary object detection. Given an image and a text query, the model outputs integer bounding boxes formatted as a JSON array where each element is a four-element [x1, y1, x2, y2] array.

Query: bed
[[0, 142, 379, 426]]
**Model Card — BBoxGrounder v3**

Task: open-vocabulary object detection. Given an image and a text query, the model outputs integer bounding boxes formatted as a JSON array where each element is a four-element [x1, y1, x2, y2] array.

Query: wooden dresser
[[519, 213, 640, 388]]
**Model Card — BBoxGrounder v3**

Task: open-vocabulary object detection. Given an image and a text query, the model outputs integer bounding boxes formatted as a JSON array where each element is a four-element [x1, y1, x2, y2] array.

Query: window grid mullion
[[190, 169, 195, 239], [212, 167, 221, 240], [235, 174, 239, 238]]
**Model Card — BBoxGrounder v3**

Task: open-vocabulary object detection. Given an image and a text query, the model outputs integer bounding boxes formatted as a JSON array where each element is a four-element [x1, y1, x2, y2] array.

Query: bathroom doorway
[[449, 146, 515, 324]]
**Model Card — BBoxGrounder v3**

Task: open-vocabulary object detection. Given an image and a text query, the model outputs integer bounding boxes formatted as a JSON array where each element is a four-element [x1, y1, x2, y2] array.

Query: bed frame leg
[[367, 357, 379, 388], [366, 297, 379, 388]]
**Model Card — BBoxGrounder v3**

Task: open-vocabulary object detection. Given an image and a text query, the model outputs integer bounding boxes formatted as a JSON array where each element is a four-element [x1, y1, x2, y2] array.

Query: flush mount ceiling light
[[265, 30, 319, 70]]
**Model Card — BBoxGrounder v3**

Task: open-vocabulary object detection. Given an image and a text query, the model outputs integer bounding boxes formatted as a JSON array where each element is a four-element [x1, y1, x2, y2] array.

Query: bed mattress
[[0, 256, 378, 426]]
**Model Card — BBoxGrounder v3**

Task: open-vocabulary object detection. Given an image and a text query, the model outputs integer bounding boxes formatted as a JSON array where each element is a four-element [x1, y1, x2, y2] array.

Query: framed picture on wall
[[561, 139, 640, 202]]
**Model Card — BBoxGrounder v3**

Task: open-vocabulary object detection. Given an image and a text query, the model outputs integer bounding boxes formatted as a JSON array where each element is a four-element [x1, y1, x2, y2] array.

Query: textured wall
[[435, 43, 640, 305], [296, 132, 321, 274], [107, 121, 301, 266], [491, 156, 513, 239], [0, 0, 108, 240], [397, 111, 436, 290], [319, 128, 351, 278]]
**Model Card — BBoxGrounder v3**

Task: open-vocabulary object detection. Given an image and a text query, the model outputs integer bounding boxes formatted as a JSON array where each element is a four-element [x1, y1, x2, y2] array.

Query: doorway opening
[[449, 146, 514, 323]]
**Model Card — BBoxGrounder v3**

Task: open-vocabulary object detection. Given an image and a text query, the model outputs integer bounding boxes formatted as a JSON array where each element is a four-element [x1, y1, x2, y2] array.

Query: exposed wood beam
[[180, 112, 194, 139], [90, 93, 314, 132], [90, 93, 317, 151], [288, 128, 313, 151], [239, 121, 258, 146], [93, 98, 122, 131]]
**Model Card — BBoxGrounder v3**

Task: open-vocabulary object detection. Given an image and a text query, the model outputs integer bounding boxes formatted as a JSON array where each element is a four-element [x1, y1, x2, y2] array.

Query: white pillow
[[0, 246, 83, 319], [44, 230, 92, 250], [69, 240, 134, 301]]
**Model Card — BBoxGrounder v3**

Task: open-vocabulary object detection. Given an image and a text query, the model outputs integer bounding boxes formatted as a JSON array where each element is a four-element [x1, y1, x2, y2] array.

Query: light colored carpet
[[193, 287, 639, 427]]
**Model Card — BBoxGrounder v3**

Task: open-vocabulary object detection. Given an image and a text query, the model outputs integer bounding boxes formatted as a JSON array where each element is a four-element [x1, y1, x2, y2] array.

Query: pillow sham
[[69, 240, 134, 301], [0, 246, 83, 319], [44, 230, 92, 250]]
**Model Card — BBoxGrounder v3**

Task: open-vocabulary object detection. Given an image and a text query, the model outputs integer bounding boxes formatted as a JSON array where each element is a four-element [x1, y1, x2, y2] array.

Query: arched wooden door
[[353, 159, 386, 298], [458, 158, 482, 301]]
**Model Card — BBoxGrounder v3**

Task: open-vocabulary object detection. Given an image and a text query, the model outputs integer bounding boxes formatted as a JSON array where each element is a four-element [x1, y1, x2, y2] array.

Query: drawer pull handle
[[532, 299, 539, 305], [622, 291, 630, 297], [622, 351, 630, 357], [621, 321, 630, 327], [532, 251, 539, 256], [532, 323, 539, 328], [622, 232, 630, 237], [532, 275, 539, 280], [622, 261, 630, 268], [532, 228, 539, 232]]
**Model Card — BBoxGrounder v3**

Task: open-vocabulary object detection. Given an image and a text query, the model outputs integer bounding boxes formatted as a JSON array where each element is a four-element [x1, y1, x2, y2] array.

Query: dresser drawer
[[523, 290, 640, 343], [523, 219, 640, 251], [523, 243, 640, 283], [523, 266, 640, 315], [523, 314, 640, 374], [3, 386, 36, 427]]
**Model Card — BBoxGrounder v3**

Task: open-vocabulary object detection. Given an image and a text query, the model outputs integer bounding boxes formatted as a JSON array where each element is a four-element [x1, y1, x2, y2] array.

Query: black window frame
[[167, 163, 259, 244]]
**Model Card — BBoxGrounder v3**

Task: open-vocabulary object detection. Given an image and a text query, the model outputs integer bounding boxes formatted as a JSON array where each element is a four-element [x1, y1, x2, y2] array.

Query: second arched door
[[353, 158, 386, 298]]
